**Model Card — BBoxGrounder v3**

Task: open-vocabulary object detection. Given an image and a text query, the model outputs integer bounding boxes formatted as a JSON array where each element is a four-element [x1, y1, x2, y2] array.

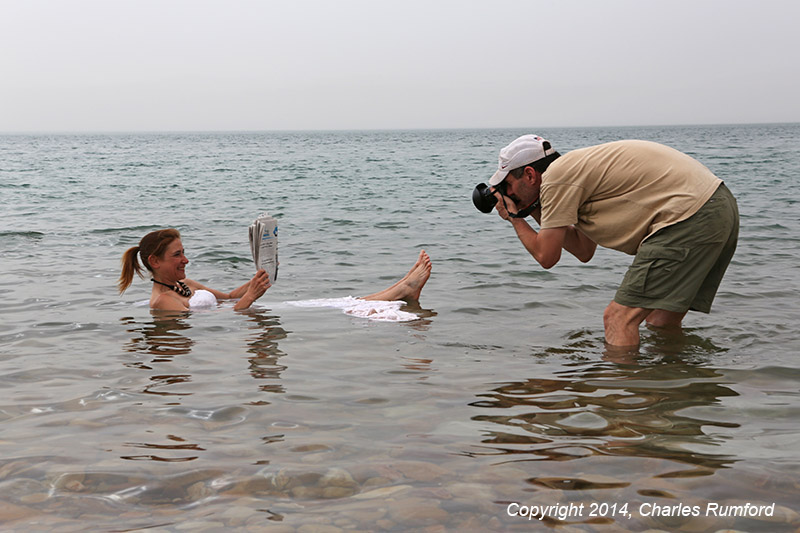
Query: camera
[[472, 181, 540, 218], [472, 183, 498, 213]]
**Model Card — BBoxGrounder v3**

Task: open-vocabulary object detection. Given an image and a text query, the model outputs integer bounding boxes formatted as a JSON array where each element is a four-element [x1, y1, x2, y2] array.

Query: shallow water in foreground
[[1, 124, 799, 531]]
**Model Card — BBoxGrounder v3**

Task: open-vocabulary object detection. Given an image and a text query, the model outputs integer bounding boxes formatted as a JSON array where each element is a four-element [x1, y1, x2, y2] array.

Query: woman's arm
[[184, 278, 262, 301], [233, 270, 271, 310], [227, 281, 251, 300], [183, 279, 234, 300], [183, 271, 271, 310]]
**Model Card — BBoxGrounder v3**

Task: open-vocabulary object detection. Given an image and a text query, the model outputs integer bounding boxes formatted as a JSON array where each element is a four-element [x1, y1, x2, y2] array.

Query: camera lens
[[472, 183, 497, 213]]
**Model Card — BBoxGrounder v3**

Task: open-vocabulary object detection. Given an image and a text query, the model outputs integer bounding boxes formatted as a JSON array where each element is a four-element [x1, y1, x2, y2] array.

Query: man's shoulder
[[546, 139, 681, 177], [562, 139, 664, 158]]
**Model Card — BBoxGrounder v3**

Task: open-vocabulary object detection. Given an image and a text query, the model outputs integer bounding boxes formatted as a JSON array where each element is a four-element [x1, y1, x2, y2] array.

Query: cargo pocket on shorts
[[626, 246, 690, 298]]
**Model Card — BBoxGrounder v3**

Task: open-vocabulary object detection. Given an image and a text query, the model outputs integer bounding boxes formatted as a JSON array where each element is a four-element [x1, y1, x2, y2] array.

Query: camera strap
[[507, 198, 541, 219]]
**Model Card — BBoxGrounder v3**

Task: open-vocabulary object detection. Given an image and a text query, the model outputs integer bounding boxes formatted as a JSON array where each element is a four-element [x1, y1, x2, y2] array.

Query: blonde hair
[[118, 228, 181, 294]]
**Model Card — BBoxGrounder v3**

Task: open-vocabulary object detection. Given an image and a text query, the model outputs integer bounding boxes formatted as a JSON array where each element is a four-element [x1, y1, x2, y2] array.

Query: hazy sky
[[2, 0, 799, 132]]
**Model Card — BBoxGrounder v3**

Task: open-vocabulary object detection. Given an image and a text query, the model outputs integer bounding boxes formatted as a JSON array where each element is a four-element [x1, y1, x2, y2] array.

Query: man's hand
[[493, 190, 517, 221]]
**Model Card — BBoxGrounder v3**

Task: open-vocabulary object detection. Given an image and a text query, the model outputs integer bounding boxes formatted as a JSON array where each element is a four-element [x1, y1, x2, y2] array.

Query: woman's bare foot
[[361, 250, 432, 302], [398, 250, 432, 301]]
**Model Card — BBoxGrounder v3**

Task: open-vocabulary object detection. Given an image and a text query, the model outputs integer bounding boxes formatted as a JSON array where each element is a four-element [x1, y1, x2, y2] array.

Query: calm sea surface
[[1, 124, 799, 531]]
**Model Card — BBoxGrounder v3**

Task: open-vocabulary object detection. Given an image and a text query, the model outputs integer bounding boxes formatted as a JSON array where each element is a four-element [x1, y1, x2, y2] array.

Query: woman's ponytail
[[118, 246, 143, 294]]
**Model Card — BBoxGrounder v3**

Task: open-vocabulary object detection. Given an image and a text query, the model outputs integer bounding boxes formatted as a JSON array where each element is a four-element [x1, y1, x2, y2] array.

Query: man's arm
[[504, 217, 557, 268], [560, 225, 597, 263], [509, 220, 596, 269], [498, 200, 596, 269], [530, 208, 596, 263]]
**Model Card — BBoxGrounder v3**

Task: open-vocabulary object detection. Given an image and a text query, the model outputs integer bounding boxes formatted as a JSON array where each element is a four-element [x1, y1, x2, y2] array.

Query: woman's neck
[[151, 276, 191, 297], [151, 273, 179, 285]]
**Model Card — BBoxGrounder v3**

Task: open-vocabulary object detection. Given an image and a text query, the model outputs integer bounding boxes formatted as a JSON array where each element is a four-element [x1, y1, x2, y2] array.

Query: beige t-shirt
[[540, 140, 722, 255]]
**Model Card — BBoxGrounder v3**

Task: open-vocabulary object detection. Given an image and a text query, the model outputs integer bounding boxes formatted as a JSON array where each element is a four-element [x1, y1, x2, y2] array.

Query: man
[[488, 134, 739, 346]]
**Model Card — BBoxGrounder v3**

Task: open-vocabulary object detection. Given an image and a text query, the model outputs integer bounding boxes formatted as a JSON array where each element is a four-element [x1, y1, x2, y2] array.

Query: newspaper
[[248, 213, 278, 283]]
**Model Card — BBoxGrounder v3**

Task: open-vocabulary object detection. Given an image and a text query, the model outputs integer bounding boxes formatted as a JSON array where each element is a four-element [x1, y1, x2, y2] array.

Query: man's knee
[[603, 301, 649, 346], [603, 301, 624, 327], [604, 301, 648, 329]]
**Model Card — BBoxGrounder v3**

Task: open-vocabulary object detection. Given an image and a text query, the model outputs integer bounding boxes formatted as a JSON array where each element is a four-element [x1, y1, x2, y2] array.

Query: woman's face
[[151, 238, 189, 281]]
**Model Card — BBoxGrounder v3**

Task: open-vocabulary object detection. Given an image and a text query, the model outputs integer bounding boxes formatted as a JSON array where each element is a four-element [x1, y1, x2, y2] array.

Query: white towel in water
[[286, 296, 418, 322]]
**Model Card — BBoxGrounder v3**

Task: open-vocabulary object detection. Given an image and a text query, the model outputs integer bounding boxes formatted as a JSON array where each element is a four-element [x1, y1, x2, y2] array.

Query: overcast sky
[[2, 0, 798, 132]]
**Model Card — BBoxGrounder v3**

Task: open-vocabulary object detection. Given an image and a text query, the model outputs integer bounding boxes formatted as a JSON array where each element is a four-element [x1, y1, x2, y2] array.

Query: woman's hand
[[246, 269, 271, 300], [234, 269, 271, 310]]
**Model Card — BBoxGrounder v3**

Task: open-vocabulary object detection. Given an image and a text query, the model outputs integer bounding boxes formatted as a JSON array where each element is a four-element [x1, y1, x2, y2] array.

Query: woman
[[119, 228, 432, 311], [118, 229, 270, 311]]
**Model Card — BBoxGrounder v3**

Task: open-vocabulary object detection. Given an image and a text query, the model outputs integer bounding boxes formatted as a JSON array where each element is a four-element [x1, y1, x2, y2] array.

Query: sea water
[[1, 124, 799, 531]]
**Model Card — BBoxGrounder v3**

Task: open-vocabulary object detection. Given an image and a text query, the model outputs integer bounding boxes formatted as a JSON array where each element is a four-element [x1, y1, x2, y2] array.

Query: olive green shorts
[[614, 183, 739, 314]]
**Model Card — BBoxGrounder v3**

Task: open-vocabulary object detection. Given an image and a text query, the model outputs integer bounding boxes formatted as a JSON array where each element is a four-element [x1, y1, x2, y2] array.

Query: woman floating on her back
[[118, 228, 431, 311]]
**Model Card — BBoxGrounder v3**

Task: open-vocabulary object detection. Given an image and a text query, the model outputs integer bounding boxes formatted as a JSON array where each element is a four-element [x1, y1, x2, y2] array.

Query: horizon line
[[1, 120, 798, 136]]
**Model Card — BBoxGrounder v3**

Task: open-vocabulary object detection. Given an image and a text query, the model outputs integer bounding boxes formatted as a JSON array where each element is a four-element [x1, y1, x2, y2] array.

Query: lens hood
[[472, 183, 497, 213]]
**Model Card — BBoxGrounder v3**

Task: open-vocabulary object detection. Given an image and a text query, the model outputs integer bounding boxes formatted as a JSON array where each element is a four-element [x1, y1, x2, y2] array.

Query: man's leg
[[603, 301, 652, 347], [646, 309, 687, 329], [610, 184, 737, 345]]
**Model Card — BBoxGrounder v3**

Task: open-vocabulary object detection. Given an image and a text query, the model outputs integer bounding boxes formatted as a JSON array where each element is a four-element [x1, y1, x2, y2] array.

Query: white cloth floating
[[286, 296, 419, 322]]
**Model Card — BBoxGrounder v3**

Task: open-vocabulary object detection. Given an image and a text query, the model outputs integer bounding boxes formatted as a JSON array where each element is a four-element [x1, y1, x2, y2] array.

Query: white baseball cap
[[489, 134, 557, 186]]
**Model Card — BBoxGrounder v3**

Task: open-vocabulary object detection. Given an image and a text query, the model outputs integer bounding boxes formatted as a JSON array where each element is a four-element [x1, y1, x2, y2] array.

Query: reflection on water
[[2, 319, 799, 531], [467, 332, 800, 530], [121, 315, 197, 398], [471, 357, 739, 470], [400, 302, 438, 330], [242, 310, 290, 396], [120, 310, 290, 397], [110, 311, 292, 468], [121, 315, 195, 363]]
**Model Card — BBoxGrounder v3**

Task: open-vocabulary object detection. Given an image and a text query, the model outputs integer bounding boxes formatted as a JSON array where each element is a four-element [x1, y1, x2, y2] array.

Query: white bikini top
[[188, 289, 217, 309]]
